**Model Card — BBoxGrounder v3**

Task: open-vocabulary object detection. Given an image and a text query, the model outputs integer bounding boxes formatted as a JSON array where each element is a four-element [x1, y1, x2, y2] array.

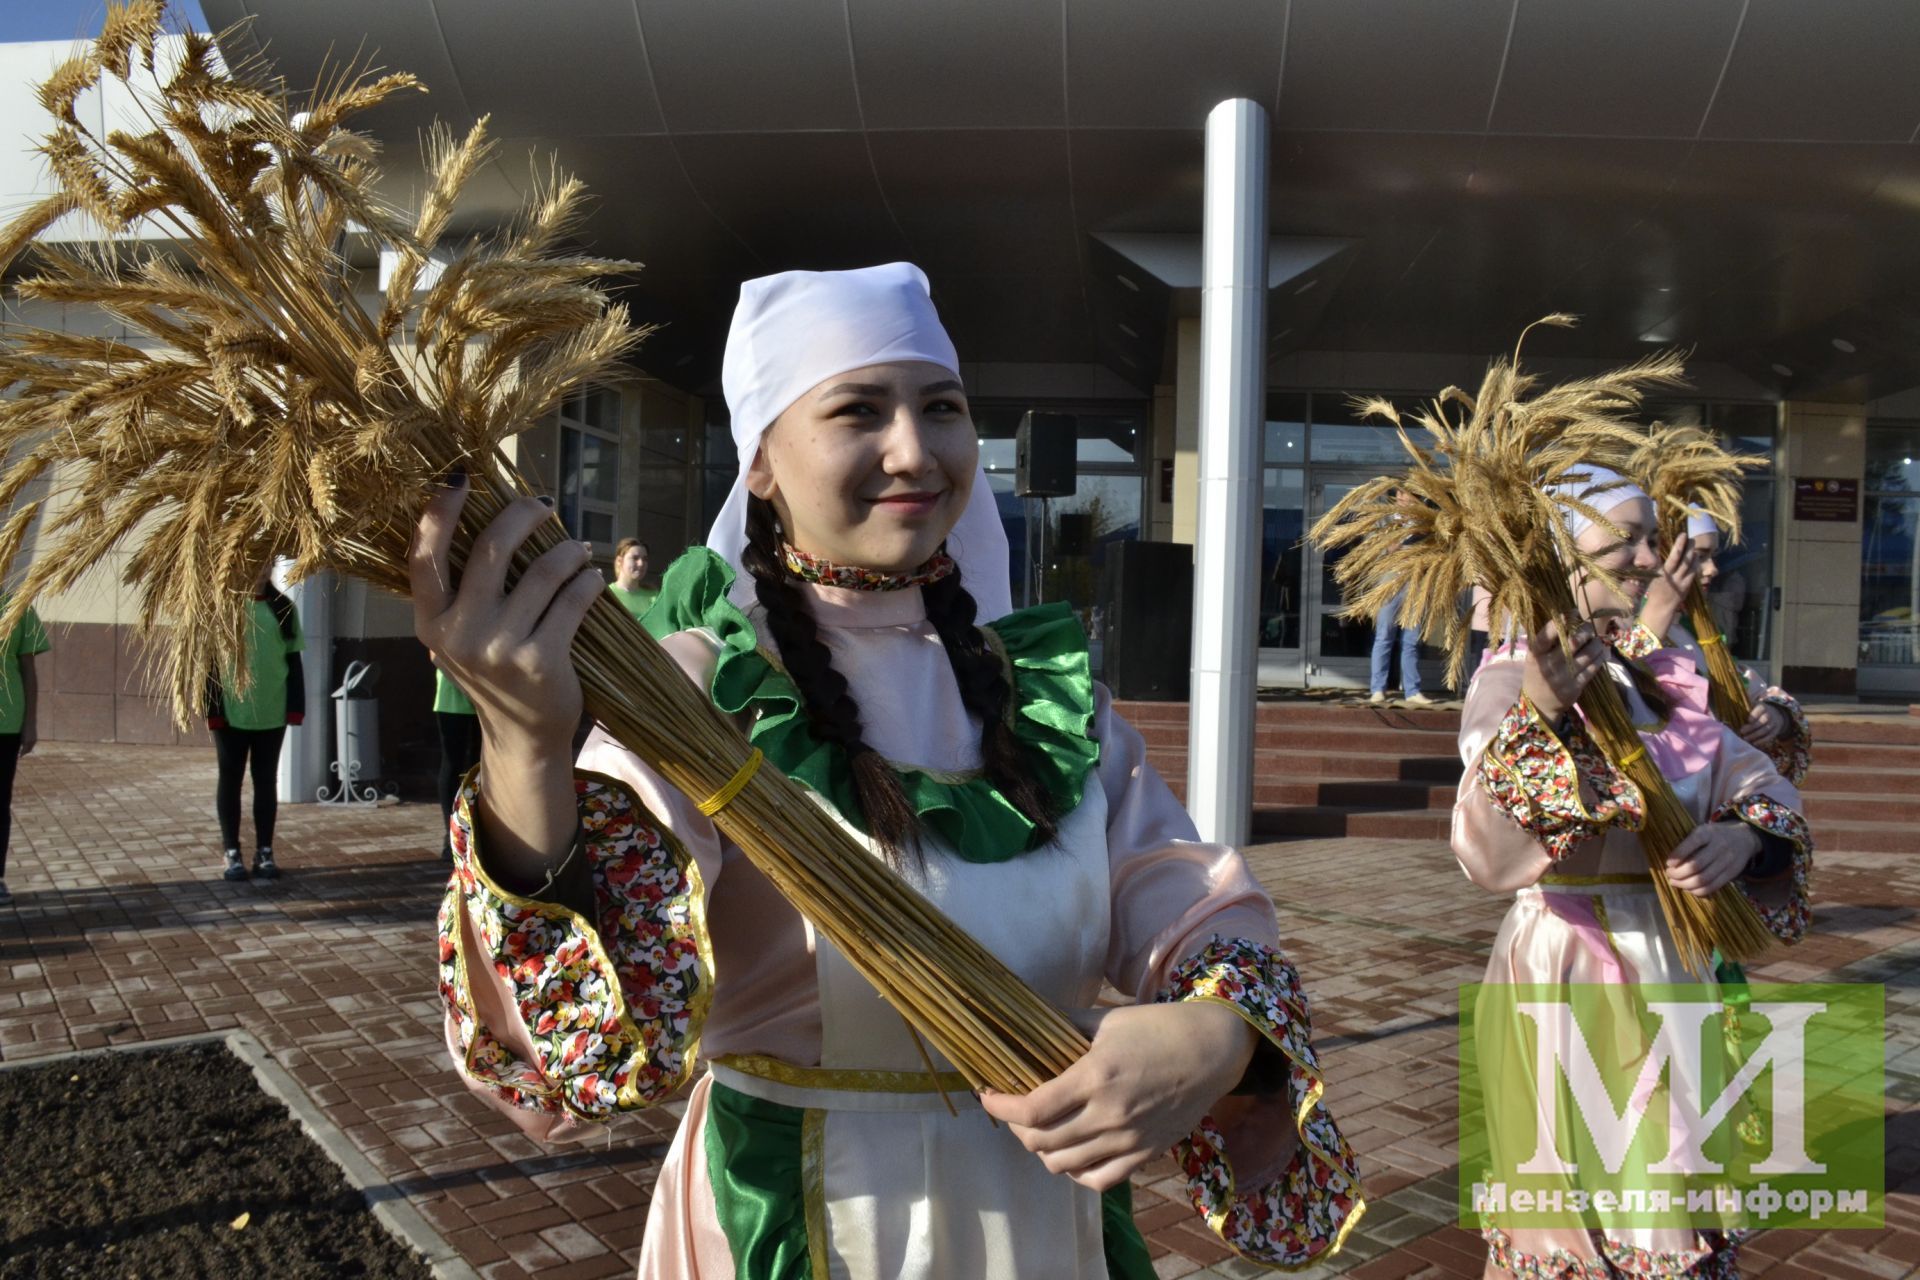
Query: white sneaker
[[1368, 691, 1387, 705], [1404, 692, 1435, 706]]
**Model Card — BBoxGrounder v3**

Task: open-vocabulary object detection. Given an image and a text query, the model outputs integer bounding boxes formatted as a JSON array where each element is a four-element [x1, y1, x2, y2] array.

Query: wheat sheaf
[[1629, 423, 1768, 727], [0, 3, 1103, 1100]]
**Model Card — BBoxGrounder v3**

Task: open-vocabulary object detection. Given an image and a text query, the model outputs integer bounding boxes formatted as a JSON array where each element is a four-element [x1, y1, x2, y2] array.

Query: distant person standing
[[608, 536, 658, 622], [432, 664, 480, 863], [1369, 488, 1431, 706], [206, 564, 304, 882], [0, 596, 49, 905]]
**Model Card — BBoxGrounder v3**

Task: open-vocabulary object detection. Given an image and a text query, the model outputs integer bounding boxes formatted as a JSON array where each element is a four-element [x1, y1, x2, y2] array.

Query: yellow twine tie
[[697, 748, 764, 817], [1618, 745, 1647, 769], [1700, 632, 1727, 647]]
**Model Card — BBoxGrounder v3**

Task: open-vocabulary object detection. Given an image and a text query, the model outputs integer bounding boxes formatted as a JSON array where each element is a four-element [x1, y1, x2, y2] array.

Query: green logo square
[[1458, 983, 1883, 1231]]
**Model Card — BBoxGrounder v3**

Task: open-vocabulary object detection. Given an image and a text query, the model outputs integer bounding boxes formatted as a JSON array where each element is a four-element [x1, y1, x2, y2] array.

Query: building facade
[[8, 3, 1920, 786]]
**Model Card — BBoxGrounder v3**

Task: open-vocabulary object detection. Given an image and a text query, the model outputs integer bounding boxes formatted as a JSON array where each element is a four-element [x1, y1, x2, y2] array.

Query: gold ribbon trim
[[696, 748, 764, 817]]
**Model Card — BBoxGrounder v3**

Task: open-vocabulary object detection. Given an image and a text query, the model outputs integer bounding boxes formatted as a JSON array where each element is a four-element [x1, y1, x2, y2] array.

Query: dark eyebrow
[[815, 379, 966, 400]]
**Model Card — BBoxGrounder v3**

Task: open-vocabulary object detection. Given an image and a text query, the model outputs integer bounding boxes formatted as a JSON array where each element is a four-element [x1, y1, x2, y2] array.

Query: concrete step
[[1815, 818, 1920, 854], [1147, 748, 1462, 787], [1801, 791, 1920, 825], [1251, 804, 1920, 852], [1252, 805, 1452, 840]]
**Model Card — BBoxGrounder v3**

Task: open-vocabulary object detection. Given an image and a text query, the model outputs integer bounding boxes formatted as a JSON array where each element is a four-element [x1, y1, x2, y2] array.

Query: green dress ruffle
[[643, 548, 1100, 863]]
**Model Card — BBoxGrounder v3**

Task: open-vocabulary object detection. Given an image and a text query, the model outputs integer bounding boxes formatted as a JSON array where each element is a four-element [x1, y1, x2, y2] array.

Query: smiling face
[[745, 360, 978, 573], [1568, 495, 1663, 636]]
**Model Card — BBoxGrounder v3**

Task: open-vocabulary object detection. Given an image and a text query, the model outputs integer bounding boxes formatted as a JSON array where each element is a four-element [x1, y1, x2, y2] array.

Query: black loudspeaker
[[1015, 411, 1077, 498], [1100, 541, 1192, 701], [1054, 512, 1094, 557]]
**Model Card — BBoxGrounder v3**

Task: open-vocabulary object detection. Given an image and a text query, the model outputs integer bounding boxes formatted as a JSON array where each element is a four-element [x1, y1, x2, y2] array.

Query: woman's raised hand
[[1638, 537, 1700, 641], [1523, 618, 1608, 721], [411, 476, 604, 877]]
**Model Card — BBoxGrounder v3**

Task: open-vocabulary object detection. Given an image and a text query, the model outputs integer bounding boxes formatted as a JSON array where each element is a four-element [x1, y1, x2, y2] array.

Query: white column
[[1186, 99, 1267, 847], [275, 565, 333, 803]]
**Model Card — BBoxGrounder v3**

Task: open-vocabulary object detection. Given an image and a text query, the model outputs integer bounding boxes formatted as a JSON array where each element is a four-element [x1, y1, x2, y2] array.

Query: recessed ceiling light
[[1115, 273, 1139, 293], [1906, 456, 1915, 466], [1832, 337, 1857, 353], [1770, 363, 1794, 377], [1292, 278, 1318, 296], [1117, 322, 1138, 339]]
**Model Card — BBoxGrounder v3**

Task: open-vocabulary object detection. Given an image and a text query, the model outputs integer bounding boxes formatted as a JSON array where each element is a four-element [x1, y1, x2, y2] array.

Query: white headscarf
[[1686, 505, 1720, 540], [1545, 466, 1649, 539], [706, 263, 1012, 620]]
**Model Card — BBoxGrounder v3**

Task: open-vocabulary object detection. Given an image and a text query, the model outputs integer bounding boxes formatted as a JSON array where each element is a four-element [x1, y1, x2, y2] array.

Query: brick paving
[[1, 740, 1916, 1278]]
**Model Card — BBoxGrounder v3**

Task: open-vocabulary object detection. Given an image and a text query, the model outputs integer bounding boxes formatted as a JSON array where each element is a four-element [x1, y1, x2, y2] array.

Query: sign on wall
[[1793, 477, 1859, 523]]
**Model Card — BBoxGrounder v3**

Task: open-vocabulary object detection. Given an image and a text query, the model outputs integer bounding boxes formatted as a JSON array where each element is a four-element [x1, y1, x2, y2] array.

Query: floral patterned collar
[[780, 543, 955, 591]]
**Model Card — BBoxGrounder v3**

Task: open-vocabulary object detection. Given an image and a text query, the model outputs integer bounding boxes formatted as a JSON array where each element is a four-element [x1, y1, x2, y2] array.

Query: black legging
[[213, 725, 286, 852], [436, 712, 482, 852], [0, 732, 18, 877]]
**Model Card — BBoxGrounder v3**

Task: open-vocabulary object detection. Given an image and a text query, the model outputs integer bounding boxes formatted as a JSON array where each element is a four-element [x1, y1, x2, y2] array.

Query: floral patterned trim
[[1478, 695, 1646, 862], [780, 542, 954, 591], [1757, 689, 1811, 786], [436, 768, 713, 1122], [1614, 622, 1665, 663], [1717, 793, 1813, 944], [1156, 937, 1365, 1270], [1484, 1225, 1745, 1279]]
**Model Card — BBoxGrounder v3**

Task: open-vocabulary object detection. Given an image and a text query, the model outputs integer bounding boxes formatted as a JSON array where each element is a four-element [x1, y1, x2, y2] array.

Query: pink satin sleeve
[[1094, 686, 1281, 1002], [1451, 657, 1560, 892]]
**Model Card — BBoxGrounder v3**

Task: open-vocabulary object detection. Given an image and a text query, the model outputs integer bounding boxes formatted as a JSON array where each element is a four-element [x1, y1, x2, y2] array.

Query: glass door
[[1302, 470, 1450, 692], [1257, 468, 1306, 688]]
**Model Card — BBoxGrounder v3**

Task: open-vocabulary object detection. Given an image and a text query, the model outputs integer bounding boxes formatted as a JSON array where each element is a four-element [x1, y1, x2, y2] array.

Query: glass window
[[1866, 422, 1920, 494], [1010, 475, 1143, 614], [1863, 421, 1920, 667], [1715, 477, 1775, 664], [1260, 468, 1304, 649], [1309, 393, 1435, 464], [1861, 494, 1920, 667], [1266, 393, 1306, 460], [973, 405, 1144, 468], [557, 386, 619, 551], [1712, 403, 1776, 457]]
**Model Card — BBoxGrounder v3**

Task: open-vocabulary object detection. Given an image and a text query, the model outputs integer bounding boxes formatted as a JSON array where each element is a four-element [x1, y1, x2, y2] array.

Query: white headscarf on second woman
[[705, 263, 1013, 621]]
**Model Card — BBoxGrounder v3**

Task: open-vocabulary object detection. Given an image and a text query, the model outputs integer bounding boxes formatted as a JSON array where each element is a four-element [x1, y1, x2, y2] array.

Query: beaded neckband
[[781, 542, 955, 591]]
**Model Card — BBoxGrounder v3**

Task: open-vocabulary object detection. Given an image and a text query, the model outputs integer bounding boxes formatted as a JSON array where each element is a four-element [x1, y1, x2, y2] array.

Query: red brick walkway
[[1, 742, 1914, 1278]]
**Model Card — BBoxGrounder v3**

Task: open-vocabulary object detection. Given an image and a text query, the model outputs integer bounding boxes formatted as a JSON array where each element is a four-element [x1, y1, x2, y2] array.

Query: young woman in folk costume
[[417, 264, 1362, 1278], [1624, 508, 1811, 788], [1453, 467, 1812, 1279]]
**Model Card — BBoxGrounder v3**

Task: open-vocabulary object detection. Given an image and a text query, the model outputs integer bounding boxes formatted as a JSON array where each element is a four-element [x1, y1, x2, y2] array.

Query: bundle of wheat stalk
[[0, 4, 1085, 1092], [1305, 318, 1773, 975], [1629, 423, 1766, 729]]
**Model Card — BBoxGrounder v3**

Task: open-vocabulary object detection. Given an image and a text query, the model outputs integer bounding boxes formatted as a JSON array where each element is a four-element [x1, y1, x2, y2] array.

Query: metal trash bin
[[330, 660, 381, 793]]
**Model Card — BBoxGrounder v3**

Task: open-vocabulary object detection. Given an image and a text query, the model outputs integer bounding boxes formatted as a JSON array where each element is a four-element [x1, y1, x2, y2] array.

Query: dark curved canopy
[[207, 0, 1920, 398]]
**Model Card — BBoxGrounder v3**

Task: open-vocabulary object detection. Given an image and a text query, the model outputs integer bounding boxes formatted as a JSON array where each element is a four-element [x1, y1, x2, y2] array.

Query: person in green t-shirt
[[608, 536, 658, 622], [0, 597, 49, 906], [433, 663, 480, 862], [205, 567, 305, 883]]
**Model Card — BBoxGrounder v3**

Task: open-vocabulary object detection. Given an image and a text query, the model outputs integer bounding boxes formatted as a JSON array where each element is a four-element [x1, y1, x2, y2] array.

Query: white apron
[[648, 776, 1118, 1279]]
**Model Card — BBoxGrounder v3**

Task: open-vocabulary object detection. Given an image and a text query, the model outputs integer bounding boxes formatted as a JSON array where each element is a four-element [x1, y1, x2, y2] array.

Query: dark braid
[[922, 569, 1061, 846], [743, 497, 922, 866]]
